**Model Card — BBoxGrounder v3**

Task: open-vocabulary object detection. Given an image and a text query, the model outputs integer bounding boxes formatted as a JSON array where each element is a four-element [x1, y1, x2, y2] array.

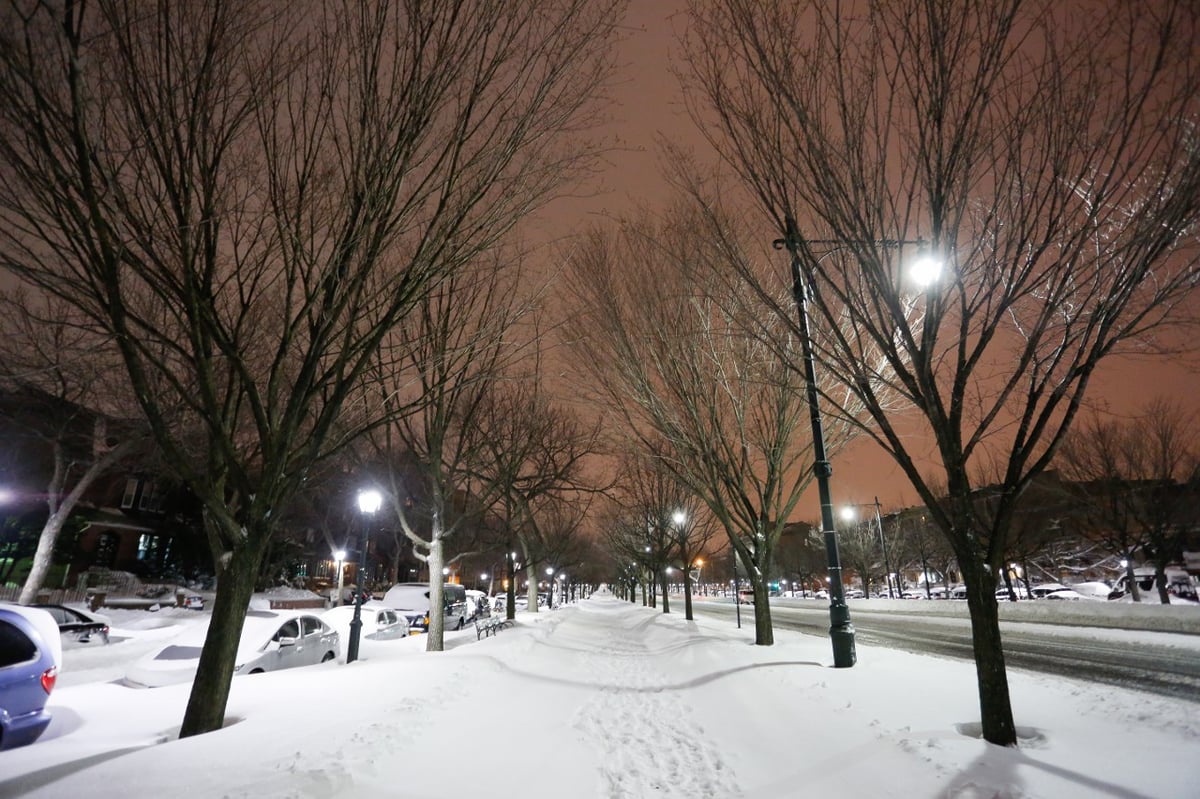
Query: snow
[[3, 593, 1198, 798]]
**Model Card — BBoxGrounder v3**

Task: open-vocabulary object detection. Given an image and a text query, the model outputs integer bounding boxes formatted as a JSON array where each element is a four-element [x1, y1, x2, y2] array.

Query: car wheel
[[322, 651, 335, 663]]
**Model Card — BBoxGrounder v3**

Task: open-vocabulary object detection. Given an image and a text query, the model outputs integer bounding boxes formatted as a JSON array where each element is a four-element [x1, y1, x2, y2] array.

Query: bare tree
[[608, 447, 717, 618], [0, 292, 147, 603], [0, 0, 621, 737], [364, 252, 529, 651], [835, 516, 880, 597], [683, 0, 1200, 745], [564, 201, 868, 644], [1055, 398, 1200, 603], [470, 373, 602, 618]]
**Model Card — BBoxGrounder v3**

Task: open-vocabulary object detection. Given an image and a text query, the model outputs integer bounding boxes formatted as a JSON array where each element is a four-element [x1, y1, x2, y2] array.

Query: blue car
[[0, 605, 61, 750]]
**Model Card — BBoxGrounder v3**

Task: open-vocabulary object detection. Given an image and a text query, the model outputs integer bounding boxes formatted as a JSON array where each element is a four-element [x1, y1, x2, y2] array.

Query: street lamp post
[[545, 566, 554, 609], [776, 220, 934, 665], [776, 216, 856, 668], [347, 488, 382, 664]]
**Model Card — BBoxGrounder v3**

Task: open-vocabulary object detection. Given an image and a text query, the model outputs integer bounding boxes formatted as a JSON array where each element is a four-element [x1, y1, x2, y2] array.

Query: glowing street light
[[347, 488, 382, 664]]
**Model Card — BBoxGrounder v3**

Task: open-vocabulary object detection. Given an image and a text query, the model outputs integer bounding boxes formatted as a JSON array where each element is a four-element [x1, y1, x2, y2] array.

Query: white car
[[125, 611, 339, 688], [321, 603, 410, 642]]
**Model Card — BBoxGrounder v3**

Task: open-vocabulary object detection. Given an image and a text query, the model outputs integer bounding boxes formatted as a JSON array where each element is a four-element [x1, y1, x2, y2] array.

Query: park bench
[[473, 614, 515, 639]]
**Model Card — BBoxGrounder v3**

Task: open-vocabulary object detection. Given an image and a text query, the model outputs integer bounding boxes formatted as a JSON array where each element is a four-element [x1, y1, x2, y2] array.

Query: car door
[[369, 610, 387, 639], [266, 618, 302, 670], [376, 610, 400, 639], [297, 616, 325, 666]]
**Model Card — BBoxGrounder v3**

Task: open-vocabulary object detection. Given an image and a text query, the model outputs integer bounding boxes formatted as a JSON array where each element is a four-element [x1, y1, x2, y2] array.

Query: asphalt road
[[692, 600, 1200, 702]]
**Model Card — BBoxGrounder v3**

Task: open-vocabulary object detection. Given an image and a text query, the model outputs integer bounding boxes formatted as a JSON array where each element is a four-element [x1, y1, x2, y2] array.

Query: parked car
[[382, 582, 469, 633], [0, 604, 61, 750], [492, 594, 528, 613], [1108, 567, 1197, 601], [1068, 581, 1113, 601], [465, 589, 489, 620], [1028, 583, 1069, 599], [321, 603, 410, 642], [1042, 588, 1089, 600], [32, 603, 111, 647], [995, 585, 1030, 600], [125, 611, 339, 688]]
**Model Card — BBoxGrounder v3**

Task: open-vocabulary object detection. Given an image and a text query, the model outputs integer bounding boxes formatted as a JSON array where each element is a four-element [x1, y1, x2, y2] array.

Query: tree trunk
[[683, 569, 694, 621], [961, 560, 1017, 747], [751, 577, 773, 645], [19, 438, 133, 604], [1000, 569, 1016, 602], [179, 528, 266, 738], [18, 511, 68, 605], [1154, 564, 1171, 605], [526, 564, 539, 613], [426, 532, 446, 651], [659, 569, 670, 614], [1124, 555, 1141, 602]]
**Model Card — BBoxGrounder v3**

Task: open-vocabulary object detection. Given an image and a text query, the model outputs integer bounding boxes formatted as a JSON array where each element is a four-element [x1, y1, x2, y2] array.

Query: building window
[[137, 534, 159, 562], [94, 533, 118, 568], [138, 482, 160, 512], [121, 479, 138, 509]]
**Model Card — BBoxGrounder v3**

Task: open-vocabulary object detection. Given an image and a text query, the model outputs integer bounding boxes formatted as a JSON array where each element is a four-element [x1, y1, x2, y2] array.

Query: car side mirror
[[277, 636, 298, 647]]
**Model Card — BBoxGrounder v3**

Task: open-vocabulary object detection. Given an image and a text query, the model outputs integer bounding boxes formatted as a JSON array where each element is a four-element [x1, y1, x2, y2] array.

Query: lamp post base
[[828, 601, 856, 668], [347, 592, 364, 664]]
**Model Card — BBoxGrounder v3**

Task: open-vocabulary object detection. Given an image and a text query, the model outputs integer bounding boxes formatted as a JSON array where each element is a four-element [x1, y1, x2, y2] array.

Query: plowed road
[[693, 600, 1200, 701]]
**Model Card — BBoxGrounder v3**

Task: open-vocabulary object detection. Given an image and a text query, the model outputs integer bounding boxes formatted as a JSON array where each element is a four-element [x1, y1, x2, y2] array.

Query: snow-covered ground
[[3, 593, 1198, 798]]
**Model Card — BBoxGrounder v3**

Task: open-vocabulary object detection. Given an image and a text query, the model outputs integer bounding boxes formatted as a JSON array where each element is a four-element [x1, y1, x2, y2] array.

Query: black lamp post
[[775, 218, 935, 666], [346, 488, 382, 664], [776, 216, 856, 668]]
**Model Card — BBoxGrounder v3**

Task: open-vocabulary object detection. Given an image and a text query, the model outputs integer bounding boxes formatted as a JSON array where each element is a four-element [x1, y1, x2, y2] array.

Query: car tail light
[[101, 625, 111, 635], [41, 665, 58, 694]]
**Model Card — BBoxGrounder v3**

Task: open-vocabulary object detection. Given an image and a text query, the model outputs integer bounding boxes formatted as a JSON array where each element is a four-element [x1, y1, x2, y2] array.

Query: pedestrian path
[[552, 599, 743, 798]]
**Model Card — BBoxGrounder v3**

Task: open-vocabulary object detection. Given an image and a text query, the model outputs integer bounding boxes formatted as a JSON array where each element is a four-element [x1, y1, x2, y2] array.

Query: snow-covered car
[[1068, 581, 1113, 600], [321, 603, 410, 642], [31, 603, 111, 647], [995, 585, 1030, 600], [382, 583, 469, 633], [124, 611, 339, 688], [1042, 588, 1089, 600], [465, 589, 489, 620], [1028, 583, 1068, 599]]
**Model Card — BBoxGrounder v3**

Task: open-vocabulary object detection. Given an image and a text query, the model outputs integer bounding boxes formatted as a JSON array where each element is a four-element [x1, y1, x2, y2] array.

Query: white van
[[381, 582, 470, 633]]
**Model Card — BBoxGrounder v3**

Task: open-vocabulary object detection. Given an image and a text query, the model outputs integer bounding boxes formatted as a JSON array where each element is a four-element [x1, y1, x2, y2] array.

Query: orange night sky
[[537, 2, 1200, 518]]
